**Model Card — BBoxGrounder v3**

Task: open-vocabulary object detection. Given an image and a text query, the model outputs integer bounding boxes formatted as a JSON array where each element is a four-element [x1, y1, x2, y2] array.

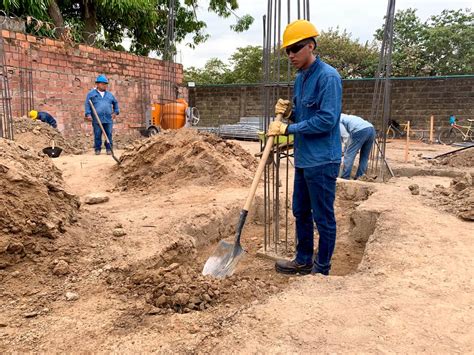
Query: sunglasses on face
[[285, 42, 308, 55]]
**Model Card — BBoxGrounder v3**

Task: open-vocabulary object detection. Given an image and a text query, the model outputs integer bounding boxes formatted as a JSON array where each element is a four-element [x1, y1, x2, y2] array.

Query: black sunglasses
[[285, 42, 308, 55]]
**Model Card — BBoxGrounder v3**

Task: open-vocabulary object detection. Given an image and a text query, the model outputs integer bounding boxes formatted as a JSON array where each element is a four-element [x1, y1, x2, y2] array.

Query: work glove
[[267, 120, 288, 136], [274, 98, 292, 120]]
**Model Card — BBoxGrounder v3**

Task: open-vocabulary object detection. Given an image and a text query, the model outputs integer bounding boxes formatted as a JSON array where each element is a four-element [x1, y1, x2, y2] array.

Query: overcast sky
[[176, 0, 472, 69]]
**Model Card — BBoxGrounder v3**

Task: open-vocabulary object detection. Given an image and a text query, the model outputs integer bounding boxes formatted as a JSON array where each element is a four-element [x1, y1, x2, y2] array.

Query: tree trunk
[[82, 0, 98, 45], [47, 0, 65, 39]]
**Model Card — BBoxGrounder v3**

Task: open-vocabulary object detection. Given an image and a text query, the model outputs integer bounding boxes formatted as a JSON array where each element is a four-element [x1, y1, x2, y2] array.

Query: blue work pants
[[93, 122, 113, 152], [293, 163, 339, 275], [342, 127, 375, 179]]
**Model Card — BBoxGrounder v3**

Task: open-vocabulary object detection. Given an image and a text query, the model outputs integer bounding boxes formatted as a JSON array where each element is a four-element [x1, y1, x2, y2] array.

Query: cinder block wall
[[190, 76, 474, 130], [0, 29, 183, 136]]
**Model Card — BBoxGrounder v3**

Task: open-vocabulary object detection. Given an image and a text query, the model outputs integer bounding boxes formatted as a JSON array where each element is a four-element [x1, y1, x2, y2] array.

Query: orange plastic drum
[[161, 99, 188, 130], [151, 103, 162, 126]]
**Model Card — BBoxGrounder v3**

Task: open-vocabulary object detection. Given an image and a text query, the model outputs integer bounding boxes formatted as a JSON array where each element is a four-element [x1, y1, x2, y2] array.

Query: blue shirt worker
[[340, 122, 349, 154], [340, 113, 376, 180], [267, 20, 342, 276], [28, 110, 57, 129], [85, 75, 119, 155]]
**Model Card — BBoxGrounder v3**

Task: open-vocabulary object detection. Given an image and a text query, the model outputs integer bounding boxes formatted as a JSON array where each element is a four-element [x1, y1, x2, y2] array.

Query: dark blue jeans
[[293, 163, 339, 275], [93, 122, 113, 152], [342, 127, 375, 179]]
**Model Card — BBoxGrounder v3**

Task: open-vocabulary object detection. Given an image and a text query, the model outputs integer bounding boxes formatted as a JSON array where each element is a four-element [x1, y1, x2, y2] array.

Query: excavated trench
[[107, 181, 379, 318]]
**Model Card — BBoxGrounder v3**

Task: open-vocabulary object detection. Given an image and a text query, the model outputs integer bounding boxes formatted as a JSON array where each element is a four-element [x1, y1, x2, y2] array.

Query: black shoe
[[95, 150, 100, 155], [106, 151, 112, 155], [275, 259, 313, 275]]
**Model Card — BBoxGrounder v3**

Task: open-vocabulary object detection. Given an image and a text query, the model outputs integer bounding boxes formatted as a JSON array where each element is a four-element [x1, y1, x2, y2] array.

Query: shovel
[[42, 140, 63, 158], [202, 113, 283, 278], [89, 99, 121, 165]]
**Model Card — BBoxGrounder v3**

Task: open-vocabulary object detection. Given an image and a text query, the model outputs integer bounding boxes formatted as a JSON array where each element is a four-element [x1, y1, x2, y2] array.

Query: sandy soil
[[0, 135, 472, 353]]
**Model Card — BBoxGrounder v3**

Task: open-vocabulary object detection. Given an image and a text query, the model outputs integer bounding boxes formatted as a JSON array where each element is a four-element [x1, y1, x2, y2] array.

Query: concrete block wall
[[190, 76, 474, 130], [0, 29, 183, 136]]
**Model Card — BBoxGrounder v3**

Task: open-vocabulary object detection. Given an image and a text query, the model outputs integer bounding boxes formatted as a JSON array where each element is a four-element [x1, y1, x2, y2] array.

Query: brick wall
[[190, 76, 474, 130], [0, 29, 183, 136]]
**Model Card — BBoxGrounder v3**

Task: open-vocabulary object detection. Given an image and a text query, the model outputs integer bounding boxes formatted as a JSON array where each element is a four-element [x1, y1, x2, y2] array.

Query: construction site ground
[[0, 133, 472, 353]]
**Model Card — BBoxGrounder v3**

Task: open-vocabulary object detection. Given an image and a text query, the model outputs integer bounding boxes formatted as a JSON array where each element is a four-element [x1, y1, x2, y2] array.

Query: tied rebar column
[[261, 0, 310, 259], [156, 0, 179, 130], [18, 41, 34, 118], [367, 0, 396, 180], [0, 36, 13, 140]]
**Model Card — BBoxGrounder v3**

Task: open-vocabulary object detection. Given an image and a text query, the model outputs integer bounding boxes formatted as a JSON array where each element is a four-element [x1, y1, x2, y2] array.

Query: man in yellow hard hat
[[28, 110, 58, 129], [267, 20, 342, 276]]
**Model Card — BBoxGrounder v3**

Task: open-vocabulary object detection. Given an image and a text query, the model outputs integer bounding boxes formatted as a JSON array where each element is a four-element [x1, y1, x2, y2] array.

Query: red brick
[[78, 44, 88, 53], [27, 35, 36, 43], [45, 38, 55, 47], [1, 30, 12, 38], [15, 33, 26, 41]]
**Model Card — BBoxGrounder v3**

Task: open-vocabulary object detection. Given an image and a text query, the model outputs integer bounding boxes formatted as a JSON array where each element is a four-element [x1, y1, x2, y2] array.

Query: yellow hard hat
[[28, 110, 38, 120], [281, 19, 319, 49]]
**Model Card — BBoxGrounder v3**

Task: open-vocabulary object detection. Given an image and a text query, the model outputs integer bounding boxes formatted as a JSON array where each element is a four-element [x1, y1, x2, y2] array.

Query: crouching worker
[[29, 110, 57, 129], [340, 113, 376, 180]]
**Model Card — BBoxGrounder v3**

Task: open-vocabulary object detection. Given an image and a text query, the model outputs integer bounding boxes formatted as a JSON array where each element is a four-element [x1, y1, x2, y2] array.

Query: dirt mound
[[67, 130, 144, 152], [430, 173, 473, 221], [13, 117, 83, 154], [110, 262, 278, 315], [117, 129, 258, 190], [0, 138, 80, 268], [433, 147, 474, 168]]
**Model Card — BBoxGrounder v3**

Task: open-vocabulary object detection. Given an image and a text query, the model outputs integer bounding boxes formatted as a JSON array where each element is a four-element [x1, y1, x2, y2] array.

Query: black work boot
[[275, 259, 313, 275]]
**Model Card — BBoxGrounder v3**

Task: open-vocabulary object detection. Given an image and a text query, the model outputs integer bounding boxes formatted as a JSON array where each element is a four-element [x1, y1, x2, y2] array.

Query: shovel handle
[[88, 99, 111, 146], [243, 113, 283, 211]]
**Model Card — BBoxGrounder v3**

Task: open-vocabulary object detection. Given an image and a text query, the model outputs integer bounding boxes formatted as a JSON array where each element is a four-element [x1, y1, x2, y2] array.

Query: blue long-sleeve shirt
[[340, 113, 373, 134], [287, 56, 342, 168], [85, 89, 119, 124], [38, 112, 57, 129]]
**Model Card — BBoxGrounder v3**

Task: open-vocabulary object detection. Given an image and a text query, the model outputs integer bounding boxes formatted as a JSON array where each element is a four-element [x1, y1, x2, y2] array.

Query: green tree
[[184, 29, 379, 84], [375, 8, 473, 76], [0, 0, 254, 56], [184, 58, 233, 84], [423, 9, 474, 75], [318, 28, 379, 78], [228, 45, 262, 83]]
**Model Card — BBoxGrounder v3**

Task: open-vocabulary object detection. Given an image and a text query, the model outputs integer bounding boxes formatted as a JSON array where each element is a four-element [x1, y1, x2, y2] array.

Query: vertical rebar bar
[[0, 36, 13, 139], [263, 0, 313, 258]]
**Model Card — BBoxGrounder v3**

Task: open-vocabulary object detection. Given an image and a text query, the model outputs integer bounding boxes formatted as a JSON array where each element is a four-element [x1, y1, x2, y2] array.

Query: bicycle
[[438, 117, 474, 145], [384, 119, 428, 142]]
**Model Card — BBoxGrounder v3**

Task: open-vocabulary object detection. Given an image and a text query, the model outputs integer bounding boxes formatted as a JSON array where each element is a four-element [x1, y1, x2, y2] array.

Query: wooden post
[[404, 121, 410, 163], [429, 115, 434, 144]]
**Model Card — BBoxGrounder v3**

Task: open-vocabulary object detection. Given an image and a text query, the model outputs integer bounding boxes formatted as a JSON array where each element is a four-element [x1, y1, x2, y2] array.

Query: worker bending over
[[339, 113, 376, 179], [267, 19, 342, 276], [28, 110, 57, 129]]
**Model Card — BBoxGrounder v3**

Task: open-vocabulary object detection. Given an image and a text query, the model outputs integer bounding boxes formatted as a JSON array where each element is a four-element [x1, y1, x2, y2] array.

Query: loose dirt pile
[[116, 129, 258, 190], [110, 262, 279, 315], [432, 147, 474, 168], [430, 173, 473, 221], [67, 130, 144, 151], [0, 138, 80, 268], [13, 117, 83, 154]]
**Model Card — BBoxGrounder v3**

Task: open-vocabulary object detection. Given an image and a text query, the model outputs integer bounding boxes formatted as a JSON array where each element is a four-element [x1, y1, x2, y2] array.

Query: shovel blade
[[202, 240, 245, 278]]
